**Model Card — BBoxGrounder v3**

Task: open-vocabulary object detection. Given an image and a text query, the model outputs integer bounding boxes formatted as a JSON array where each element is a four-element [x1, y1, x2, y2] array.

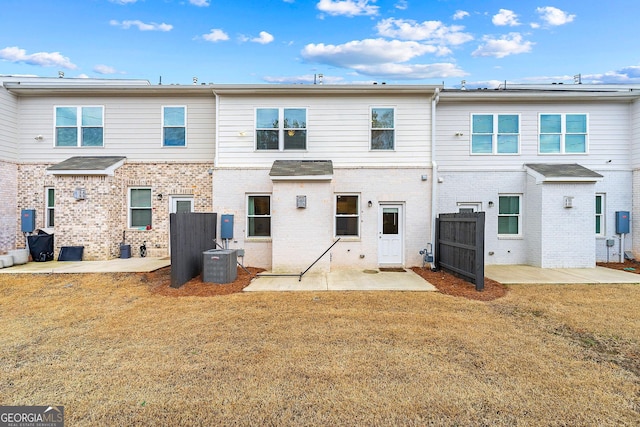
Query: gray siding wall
[[216, 94, 432, 167], [0, 85, 18, 162], [632, 99, 640, 169], [436, 101, 632, 172], [16, 95, 215, 163]]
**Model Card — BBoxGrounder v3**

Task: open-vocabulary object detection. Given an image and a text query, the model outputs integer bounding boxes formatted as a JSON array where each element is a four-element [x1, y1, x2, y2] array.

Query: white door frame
[[169, 196, 194, 254], [378, 203, 404, 266]]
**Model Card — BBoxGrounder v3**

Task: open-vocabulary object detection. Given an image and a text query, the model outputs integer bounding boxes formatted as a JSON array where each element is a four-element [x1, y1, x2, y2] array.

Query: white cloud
[[0, 46, 77, 69], [453, 10, 469, 20], [263, 74, 345, 84], [189, 0, 210, 6], [252, 31, 275, 44], [302, 38, 444, 67], [395, 0, 408, 10], [536, 6, 575, 26], [472, 33, 534, 58], [109, 0, 138, 4], [350, 62, 467, 79], [316, 0, 379, 17], [376, 18, 473, 46], [202, 29, 230, 42], [93, 64, 118, 74], [583, 65, 640, 84], [109, 20, 173, 32], [492, 9, 520, 26]]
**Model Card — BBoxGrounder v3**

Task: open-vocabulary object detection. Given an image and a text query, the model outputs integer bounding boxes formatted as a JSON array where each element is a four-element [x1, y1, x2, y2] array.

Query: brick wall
[[0, 160, 17, 253], [16, 162, 213, 260]]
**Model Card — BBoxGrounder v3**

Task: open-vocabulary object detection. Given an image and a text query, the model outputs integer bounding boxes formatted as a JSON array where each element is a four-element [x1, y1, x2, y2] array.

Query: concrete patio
[[0, 257, 171, 274]]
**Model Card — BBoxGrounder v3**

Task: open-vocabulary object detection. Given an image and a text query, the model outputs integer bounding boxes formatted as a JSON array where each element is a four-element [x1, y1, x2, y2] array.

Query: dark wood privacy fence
[[170, 212, 217, 288], [435, 212, 485, 291]]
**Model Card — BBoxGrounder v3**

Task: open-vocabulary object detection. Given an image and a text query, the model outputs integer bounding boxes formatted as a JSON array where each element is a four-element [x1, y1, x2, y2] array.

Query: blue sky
[[0, 0, 638, 88]]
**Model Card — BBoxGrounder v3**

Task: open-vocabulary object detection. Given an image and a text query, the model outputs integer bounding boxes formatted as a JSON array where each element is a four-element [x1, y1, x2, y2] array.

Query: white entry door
[[378, 204, 404, 266]]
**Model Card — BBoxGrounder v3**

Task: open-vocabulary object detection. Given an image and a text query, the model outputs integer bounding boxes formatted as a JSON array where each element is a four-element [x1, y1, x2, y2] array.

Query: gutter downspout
[[213, 90, 219, 168], [430, 88, 440, 269]]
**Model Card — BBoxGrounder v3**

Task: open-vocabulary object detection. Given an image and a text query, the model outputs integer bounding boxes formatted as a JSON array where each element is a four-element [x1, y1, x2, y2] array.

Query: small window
[[163, 106, 186, 146], [256, 108, 307, 150], [129, 188, 152, 228], [55, 106, 104, 147], [498, 195, 521, 236], [248, 195, 271, 237], [471, 114, 519, 154], [336, 195, 359, 237], [371, 107, 395, 150], [596, 194, 605, 236], [45, 187, 55, 227], [539, 113, 587, 154]]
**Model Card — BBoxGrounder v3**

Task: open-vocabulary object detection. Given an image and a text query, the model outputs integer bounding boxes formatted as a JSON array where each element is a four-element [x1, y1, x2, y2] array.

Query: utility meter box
[[616, 211, 630, 234], [220, 214, 234, 240], [21, 209, 36, 233]]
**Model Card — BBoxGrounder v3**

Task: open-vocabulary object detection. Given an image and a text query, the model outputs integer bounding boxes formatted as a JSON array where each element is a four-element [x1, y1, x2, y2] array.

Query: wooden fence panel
[[170, 212, 217, 288], [435, 212, 485, 291]]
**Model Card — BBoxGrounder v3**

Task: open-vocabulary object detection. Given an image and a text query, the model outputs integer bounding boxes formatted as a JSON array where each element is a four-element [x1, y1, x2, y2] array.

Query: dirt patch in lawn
[[411, 267, 508, 301], [148, 266, 265, 297]]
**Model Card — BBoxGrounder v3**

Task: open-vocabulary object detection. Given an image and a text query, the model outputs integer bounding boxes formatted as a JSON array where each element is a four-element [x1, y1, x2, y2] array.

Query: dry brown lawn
[[0, 268, 639, 426]]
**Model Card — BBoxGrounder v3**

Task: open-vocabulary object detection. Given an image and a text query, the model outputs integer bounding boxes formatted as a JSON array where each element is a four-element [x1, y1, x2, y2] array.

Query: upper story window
[[256, 108, 307, 150], [471, 114, 519, 154], [539, 113, 588, 154], [163, 106, 186, 147], [371, 107, 395, 150], [55, 106, 104, 147]]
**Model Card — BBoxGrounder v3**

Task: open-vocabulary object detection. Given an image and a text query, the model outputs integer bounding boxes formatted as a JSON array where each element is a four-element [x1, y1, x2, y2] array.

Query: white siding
[[216, 94, 431, 167], [0, 85, 18, 162], [436, 101, 632, 171], [631, 99, 640, 169], [16, 95, 215, 162]]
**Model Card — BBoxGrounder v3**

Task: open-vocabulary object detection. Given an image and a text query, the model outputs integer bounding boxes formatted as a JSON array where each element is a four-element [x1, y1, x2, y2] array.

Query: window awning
[[46, 156, 126, 176], [269, 160, 333, 181], [524, 163, 603, 184]]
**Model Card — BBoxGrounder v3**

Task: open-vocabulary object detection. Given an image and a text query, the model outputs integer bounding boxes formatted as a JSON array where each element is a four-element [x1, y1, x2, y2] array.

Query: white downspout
[[430, 88, 440, 267], [213, 90, 219, 168]]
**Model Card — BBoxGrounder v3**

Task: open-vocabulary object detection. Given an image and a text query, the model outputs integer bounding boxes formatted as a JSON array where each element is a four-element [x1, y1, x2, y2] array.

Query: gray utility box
[[202, 249, 237, 284]]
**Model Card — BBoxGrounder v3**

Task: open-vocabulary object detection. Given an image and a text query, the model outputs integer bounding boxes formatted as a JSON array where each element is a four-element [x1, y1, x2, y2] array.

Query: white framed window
[[45, 187, 55, 228], [596, 194, 605, 236], [256, 108, 307, 150], [371, 107, 395, 150], [55, 106, 104, 147], [539, 113, 588, 154], [162, 106, 186, 147], [471, 114, 519, 154], [457, 202, 483, 213], [498, 195, 521, 237], [335, 194, 359, 237], [129, 188, 152, 229], [247, 195, 271, 237]]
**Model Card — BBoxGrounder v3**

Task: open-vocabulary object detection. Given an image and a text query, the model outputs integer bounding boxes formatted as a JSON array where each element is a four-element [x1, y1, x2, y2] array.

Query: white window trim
[[538, 113, 589, 155], [456, 202, 483, 212], [128, 187, 153, 229], [470, 113, 520, 155], [254, 107, 308, 151], [596, 193, 605, 237], [162, 105, 187, 147], [54, 105, 104, 147], [370, 106, 396, 151], [498, 194, 522, 239], [335, 194, 360, 239], [45, 187, 55, 228], [246, 194, 272, 239]]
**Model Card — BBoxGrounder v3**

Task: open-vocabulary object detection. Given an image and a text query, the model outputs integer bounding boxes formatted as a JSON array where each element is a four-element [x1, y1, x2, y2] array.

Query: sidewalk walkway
[[485, 264, 640, 284]]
